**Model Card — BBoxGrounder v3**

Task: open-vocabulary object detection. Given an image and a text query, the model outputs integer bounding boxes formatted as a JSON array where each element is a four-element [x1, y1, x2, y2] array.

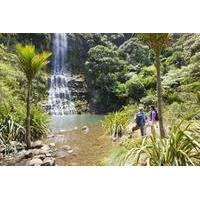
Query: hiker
[[149, 105, 158, 131], [131, 106, 147, 137]]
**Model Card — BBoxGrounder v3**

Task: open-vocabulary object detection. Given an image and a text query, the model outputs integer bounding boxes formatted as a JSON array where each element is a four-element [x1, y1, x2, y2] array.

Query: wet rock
[[49, 143, 56, 148], [42, 157, 55, 166], [28, 158, 43, 166], [24, 150, 33, 159], [31, 140, 43, 149]]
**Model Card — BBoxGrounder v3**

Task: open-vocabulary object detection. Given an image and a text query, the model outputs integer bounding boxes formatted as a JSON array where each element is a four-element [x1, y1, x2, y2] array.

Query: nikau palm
[[16, 44, 51, 148], [139, 33, 169, 138]]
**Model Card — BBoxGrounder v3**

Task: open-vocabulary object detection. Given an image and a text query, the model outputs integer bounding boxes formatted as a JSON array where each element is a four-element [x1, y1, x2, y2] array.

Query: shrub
[[140, 92, 157, 107], [126, 75, 146, 101], [103, 105, 136, 139], [109, 121, 200, 166], [0, 115, 26, 155], [30, 105, 49, 140], [114, 82, 128, 99]]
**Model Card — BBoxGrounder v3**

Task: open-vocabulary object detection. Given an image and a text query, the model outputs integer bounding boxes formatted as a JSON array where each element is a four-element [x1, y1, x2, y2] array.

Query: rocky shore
[[0, 140, 56, 166]]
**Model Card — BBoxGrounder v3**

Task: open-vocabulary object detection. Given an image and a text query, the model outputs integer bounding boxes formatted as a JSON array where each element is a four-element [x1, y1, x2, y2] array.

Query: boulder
[[32, 149, 41, 156], [24, 150, 33, 159], [28, 158, 43, 166], [42, 157, 55, 166], [17, 149, 27, 160], [31, 140, 43, 149], [16, 143, 25, 151], [33, 154, 46, 160], [49, 143, 56, 148], [41, 145, 50, 151], [39, 149, 49, 155]]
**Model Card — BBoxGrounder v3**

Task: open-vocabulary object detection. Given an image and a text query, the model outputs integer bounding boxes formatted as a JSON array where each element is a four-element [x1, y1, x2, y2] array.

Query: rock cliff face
[[67, 75, 89, 113], [67, 33, 133, 114]]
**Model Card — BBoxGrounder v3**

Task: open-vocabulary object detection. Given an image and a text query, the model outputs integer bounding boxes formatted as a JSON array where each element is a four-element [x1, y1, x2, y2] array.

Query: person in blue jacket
[[132, 106, 147, 136]]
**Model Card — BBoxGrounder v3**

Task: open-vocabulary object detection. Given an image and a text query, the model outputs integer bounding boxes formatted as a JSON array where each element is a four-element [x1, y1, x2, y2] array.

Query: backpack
[[155, 110, 159, 121], [136, 112, 146, 126]]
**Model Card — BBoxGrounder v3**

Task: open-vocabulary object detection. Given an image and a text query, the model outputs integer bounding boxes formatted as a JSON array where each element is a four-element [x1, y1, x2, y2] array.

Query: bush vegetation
[[0, 41, 50, 148]]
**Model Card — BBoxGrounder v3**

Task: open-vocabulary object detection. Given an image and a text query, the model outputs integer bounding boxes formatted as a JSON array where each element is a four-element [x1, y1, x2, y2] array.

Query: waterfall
[[46, 33, 76, 115]]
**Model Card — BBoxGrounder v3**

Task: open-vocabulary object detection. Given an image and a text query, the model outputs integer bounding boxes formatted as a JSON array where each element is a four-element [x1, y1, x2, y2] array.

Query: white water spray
[[46, 33, 76, 115]]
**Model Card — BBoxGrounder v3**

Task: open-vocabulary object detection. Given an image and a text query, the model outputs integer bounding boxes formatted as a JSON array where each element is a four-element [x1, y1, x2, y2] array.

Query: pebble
[[67, 149, 74, 154]]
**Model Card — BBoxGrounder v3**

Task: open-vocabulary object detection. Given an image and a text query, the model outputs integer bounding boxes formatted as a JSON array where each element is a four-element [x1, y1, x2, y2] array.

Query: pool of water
[[49, 114, 105, 132], [47, 114, 112, 166]]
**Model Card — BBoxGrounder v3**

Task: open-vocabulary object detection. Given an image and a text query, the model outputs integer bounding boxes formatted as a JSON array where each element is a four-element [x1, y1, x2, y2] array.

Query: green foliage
[[114, 82, 128, 99], [126, 75, 146, 101], [140, 91, 157, 107], [103, 105, 136, 138], [30, 106, 49, 140], [138, 33, 169, 55], [164, 51, 186, 69], [16, 44, 51, 82], [164, 102, 200, 122], [119, 37, 151, 68], [0, 115, 25, 146], [0, 43, 50, 146], [86, 44, 132, 111], [139, 65, 157, 89], [109, 121, 200, 166]]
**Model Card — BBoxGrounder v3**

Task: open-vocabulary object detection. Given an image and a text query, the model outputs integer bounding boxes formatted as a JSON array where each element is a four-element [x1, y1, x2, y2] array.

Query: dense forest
[[0, 33, 199, 166]]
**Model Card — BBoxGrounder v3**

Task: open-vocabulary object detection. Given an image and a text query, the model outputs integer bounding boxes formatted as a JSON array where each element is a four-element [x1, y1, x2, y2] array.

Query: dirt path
[[127, 122, 161, 137]]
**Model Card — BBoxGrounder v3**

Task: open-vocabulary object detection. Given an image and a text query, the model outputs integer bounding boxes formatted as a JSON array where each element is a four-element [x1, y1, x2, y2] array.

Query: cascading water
[[46, 33, 76, 115]]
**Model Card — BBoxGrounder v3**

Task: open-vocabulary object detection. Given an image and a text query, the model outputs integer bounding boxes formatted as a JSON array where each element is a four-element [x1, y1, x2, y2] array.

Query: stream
[[45, 34, 112, 166], [48, 114, 112, 166]]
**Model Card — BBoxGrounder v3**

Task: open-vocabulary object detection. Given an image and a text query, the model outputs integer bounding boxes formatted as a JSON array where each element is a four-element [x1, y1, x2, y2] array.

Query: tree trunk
[[26, 82, 32, 148], [7, 34, 11, 48], [155, 54, 166, 138]]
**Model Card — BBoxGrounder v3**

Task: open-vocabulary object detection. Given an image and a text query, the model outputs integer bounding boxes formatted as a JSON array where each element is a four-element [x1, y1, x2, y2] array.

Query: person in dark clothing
[[131, 106, 147, 136]]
